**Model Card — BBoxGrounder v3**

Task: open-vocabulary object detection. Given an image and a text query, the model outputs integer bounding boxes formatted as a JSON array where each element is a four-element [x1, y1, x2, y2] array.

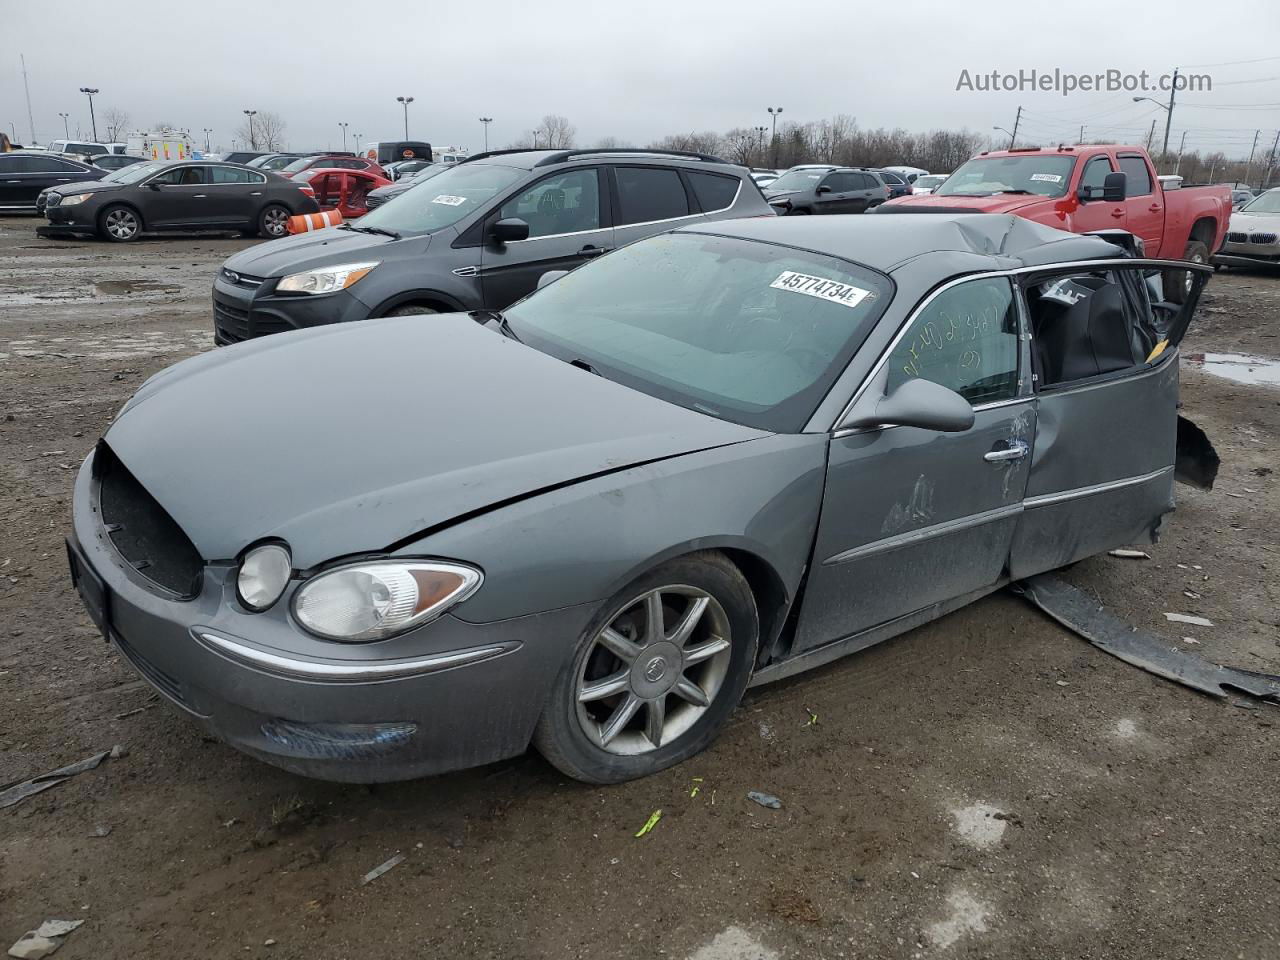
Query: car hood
[[46, 179, 116, 197], [1230, 210, 1280, 230], [220, 226, 407, 276], [881, 192, 1045, 213], [105, 315, 766, 567]]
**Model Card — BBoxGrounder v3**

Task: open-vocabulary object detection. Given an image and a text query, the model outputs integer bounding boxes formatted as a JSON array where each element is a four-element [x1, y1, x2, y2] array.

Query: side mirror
[[537, 270, 569, 290], [839, 378, 975, 433], [491, 217, 530, 244], [147, 182, 162, 190], [1102, 171, 1127, 203], [815, 185, 832, 195]]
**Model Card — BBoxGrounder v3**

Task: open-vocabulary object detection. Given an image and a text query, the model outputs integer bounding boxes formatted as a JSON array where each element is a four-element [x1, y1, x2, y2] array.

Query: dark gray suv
[[213, 149, 773, 343], [764, 167, 890, 216]]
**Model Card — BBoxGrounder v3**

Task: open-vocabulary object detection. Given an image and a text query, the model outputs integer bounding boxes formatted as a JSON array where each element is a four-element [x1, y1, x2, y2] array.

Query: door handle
[[193, 194, 207, 199], [1148, 203, 1160, 212], [579, 245, 612, 258], [56, 178, 71, 182], [250, 191, 262, 196], [1110, 208, 1125, 218], [984, 440, 1029, 463]]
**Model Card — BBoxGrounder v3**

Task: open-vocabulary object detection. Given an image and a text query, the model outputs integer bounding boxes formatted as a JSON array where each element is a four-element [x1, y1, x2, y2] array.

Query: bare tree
[[235, 111, 287, 151], [533, 114, 576, 149], [593, 136, 626, 149], [103, 108, 130, 142]]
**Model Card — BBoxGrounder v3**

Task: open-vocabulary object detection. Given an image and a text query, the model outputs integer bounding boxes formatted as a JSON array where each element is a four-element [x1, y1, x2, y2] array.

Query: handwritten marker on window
[[634, 809, 663, 838]]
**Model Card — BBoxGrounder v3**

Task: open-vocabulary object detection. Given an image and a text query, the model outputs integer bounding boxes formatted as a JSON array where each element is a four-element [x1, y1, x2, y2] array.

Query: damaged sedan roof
[[686, 212, 1127, 275]]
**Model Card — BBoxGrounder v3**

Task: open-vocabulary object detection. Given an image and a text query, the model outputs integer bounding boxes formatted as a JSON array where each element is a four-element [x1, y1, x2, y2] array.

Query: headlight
[[276, 261, 379, 295], [292, 560, 482, 642], [60, 194, 94, 206], [237, 543, 293, 611]]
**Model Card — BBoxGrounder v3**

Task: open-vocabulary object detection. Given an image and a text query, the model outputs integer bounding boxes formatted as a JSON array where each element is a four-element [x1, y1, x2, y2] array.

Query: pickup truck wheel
[[1165, 240, 1208, 305]]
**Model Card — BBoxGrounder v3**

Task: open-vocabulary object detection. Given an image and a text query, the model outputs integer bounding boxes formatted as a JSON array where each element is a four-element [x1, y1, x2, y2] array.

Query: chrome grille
[[1227, 231, 1247, 243], [1249, 232, 1277, 245]]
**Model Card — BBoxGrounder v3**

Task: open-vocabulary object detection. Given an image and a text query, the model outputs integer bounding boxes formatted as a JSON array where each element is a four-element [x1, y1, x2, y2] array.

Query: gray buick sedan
[[68, 213, 1210, 784]]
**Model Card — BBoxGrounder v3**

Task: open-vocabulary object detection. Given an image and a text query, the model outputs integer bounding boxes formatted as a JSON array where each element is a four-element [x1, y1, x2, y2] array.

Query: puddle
[[94, 279, 182, 296], [1185, 352, 1280, 387]]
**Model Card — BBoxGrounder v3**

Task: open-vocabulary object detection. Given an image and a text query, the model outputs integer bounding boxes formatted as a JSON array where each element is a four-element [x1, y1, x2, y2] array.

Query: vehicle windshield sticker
[[431, 195, 467, 206], [1029, 173, 1063, 183], [770, 271, 872, 309]]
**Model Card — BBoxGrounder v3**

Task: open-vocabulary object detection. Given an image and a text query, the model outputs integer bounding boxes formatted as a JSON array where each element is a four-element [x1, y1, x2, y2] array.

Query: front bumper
[[212, 274, 372, 345], [1213, 239, 1280, 268], [36, 205, 97, 236], [70, 449, 594, 781]]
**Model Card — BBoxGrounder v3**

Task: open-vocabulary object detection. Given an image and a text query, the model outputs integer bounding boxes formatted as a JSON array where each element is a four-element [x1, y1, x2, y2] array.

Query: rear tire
[[385, 304, 438, 317], [533, 552, 758, 784], [1165, 240, 1208, 305], [258, 204, 291, 239], [99, 205, 141, 243]]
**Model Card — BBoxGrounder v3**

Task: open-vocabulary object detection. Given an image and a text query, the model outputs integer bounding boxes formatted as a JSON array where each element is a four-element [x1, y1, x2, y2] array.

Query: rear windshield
[[356, 162, 525, 236], [504, 232, 892, 431], [936, 155, 1076, 198]]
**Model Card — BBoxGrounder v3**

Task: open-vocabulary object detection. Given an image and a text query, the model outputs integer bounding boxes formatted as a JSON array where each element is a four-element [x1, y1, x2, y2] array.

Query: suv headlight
[[292, 560, 482, 642], [60, 193, 94, 206], [276, 261, 379, 295]]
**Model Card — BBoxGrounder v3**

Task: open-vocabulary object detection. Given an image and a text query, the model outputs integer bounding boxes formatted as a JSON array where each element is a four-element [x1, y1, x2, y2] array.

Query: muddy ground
[[1, 218, 1277, 960]]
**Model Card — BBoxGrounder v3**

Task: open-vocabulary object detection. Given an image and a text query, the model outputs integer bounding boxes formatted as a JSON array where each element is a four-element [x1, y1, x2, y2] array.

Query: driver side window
[[498, 168, 600, 239], [885, 277, 1020, 405]]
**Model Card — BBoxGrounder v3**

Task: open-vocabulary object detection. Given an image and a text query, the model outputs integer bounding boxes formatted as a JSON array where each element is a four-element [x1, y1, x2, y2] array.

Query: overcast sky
[[4, 0, 1279, 159]]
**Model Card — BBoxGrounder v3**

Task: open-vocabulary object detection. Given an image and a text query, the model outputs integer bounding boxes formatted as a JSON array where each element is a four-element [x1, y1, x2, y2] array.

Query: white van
[[126, 132, 195, 161], [47, 139, 110, 158]]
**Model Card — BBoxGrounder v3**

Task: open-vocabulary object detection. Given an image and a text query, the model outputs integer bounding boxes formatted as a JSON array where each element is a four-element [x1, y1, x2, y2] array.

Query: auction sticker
[[431, 195, 467, 206], [1029, 173, 1063, 183], [770, 271, 872, 309]]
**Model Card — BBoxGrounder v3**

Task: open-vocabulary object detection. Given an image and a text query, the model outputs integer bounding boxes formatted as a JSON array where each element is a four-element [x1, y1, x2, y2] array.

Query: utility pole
[[1079, 124, 1085, 144], [243, 109, 257, 150], [1144, 118, 1157, 151], [397, 96, 414, 139], [58, 112, 69, 138], [1263, 129, 1280, 190], [21, 55, 36, 144], [79, 87, 99, 141], [1244, 128, 1261, 187], [1174, 130, 1188, 174], [339, 121, 348, 151], [1161, 67, 1178, 161], [1008, 105, 1022, 149], [479, 117, 492, 152], [768, 106, 783, 168]]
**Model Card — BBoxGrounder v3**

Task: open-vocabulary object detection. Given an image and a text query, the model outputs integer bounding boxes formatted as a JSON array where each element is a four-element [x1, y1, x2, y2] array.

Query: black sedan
[[0, 152, 105, 214], [89, 154, 147, 172], [37, 160, 321, 242]]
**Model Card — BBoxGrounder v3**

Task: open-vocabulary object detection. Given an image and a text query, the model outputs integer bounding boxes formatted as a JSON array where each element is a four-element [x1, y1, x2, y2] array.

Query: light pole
[[479, 117, 493, 152], [339, 121, 349, 151], [243, 109, 258, 150], [1134, 90, 1176, 165], [58, 113, 70, 138], [354, 133, 363, 154], [397, 96, 414, 139], [79, 87, 99, 141], [202, 128, 213, 152], [993, 125, 1016, 148], [767, 107, 783, 168], [753, 125, 768, 165]]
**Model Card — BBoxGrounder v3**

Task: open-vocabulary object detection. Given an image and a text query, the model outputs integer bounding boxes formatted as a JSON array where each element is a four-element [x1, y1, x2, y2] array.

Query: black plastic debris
[[1174, 415, 1220, 490], [1015, 575, 1280, 703]]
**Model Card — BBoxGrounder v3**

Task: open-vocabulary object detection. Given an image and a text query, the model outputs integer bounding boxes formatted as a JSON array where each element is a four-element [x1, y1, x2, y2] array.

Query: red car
[[882, 144, 1229, 302], [278, 154, 388, 181], [293, 168, 391, 219]]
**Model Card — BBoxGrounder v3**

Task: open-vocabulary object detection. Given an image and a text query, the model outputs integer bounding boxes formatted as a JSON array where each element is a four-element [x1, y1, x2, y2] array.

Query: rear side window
[[1118, 155, 1152, 197], [879, 171, 904, 185], [686, 171, 739, 212], [886, 277, 1020, 405], [614, 166, 689, 225], [212, 167, 248, 183], [822, 173, 855, 192], [1025, 269, 1146, 385], [15, 156, 68, 173]]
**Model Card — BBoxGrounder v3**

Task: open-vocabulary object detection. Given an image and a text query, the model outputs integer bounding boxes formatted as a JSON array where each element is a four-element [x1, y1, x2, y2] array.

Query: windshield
[[916, 175, 948, 189], [105, 161, 168, 184], [406, 163, 450, 184], [504, 232, 892, 431], [1241, 190, 1280, 214], [767, 169, 827, 193], [936, 155, 1075, 197], [357, 162, 525, 236]]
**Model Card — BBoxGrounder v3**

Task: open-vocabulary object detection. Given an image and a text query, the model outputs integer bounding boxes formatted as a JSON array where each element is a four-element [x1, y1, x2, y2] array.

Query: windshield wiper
[[341, 223, 401, 240], [471, 309, 523, 343], [996, 189, 1033, 195], [569, 358, 600, 376]]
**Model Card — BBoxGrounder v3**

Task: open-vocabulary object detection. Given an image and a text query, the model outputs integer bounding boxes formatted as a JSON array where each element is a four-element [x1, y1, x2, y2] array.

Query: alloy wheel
[[575, 585, 733, 755], [264, 207, 289, 237], [106, 209, 138, 240]]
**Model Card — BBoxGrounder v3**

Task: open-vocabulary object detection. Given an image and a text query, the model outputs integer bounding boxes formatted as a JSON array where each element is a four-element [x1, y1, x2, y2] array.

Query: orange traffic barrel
[[287, 210, 345, 234]]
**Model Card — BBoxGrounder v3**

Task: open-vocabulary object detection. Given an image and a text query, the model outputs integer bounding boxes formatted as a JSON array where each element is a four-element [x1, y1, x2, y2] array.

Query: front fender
[[396, 433, 830, 624]]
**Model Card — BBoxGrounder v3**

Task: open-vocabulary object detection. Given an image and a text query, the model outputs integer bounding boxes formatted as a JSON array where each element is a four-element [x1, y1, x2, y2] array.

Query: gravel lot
[[1, 218, 1277, 960]]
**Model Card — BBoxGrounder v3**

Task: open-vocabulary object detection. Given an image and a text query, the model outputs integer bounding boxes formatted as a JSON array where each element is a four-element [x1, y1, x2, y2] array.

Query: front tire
[[1165, 240, 1208, 305], [533, 552, 758, 784], [258, 204, 290, 239], [99, 205, 141, 243]]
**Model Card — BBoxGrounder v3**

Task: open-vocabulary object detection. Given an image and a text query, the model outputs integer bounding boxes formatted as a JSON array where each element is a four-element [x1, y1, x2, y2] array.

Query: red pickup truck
[[882, 144, 1230, 302]]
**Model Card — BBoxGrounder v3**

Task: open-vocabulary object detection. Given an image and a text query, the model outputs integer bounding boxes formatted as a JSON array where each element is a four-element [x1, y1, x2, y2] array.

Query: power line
[[1180, 54, 1280, 69]]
